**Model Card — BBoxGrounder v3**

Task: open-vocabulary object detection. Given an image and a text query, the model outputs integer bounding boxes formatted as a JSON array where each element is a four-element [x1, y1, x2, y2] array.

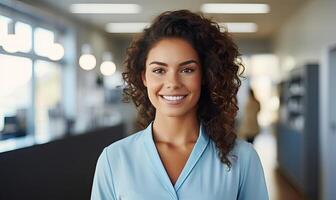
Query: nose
[[165, 71, 182, 89]]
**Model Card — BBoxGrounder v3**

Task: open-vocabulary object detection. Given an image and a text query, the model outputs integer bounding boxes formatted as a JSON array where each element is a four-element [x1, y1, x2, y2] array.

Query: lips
[[162, 95, 185, 100], [159, 95, 188, 105]]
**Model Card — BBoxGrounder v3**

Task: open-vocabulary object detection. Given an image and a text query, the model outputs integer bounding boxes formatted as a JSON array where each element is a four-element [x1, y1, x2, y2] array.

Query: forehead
[[146, 38, 199, 64]]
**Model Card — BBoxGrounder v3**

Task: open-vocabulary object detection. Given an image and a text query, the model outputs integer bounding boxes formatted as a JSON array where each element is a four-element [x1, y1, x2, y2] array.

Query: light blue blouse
[[91, 122, 269, 200]]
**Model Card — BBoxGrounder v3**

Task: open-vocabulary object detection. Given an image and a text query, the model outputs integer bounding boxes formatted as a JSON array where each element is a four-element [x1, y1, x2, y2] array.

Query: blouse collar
[[143, 121, 210, 196]]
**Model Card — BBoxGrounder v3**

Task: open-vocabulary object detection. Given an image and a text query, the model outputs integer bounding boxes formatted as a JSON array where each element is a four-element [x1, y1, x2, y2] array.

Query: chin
[[164, 113, 186, 118], [159, 108, 195, 118]]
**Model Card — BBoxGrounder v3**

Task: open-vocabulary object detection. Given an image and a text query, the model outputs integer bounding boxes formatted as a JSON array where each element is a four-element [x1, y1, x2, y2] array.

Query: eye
[[181, 67, 195, 73], [152, 68, 165, 74]]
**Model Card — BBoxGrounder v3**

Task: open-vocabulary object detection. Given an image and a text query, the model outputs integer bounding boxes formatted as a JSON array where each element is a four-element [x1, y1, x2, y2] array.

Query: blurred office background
[[0, 0, 335, 200]]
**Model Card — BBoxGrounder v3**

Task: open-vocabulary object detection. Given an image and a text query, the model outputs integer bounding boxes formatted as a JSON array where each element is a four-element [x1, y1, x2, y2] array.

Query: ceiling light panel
[[105, 23, 150, 33], [219, 23, 258, 33], [201, 3, 270, 14], [70, 4, 142, 14]]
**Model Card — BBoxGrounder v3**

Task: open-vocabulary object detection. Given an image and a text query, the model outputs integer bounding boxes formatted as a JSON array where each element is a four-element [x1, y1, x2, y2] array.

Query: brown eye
[[181, 67, 194, 73], [152, 68, 165, 74]]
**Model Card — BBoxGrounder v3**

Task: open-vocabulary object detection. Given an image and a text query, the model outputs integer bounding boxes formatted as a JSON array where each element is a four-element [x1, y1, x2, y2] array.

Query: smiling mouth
[[159, 95, 188, 104]]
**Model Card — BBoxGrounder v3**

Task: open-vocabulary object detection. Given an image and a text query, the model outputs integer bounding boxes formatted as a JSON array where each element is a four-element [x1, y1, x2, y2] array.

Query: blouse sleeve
[[237, 145, 269, 200], [91, 148, 117, 200]]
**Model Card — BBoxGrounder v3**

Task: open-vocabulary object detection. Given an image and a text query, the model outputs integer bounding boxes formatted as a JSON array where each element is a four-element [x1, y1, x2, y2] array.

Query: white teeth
[[162, 95, 185, 101]]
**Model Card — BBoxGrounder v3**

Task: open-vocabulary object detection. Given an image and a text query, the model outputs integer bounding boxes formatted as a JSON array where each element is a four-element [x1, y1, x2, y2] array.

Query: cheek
[[189, 75, 202, 92], [146, 75, 162, 95]]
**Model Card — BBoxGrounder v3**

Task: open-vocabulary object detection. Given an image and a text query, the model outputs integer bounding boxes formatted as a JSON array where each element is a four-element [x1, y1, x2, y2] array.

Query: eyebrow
[[149, 60, 199, 67]]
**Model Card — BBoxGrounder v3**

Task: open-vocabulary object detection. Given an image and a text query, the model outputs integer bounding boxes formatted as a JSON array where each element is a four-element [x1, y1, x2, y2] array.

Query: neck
[[152, 112, 200, 146]]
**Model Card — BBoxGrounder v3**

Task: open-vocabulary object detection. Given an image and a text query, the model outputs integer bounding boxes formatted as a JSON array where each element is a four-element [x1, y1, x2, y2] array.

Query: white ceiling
[[34, 0, 307, 39]]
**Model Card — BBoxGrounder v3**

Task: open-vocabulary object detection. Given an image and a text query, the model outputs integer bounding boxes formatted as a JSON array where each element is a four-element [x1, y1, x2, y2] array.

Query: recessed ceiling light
[[70, 4, 142, 14], [201, 3, 270, 14], [219, 23, 258, 33], [105, 23, 151, 33]]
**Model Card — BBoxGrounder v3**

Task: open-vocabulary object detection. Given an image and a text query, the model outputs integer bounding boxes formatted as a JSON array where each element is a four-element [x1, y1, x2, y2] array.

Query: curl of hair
[[122, 10, 244, 167]]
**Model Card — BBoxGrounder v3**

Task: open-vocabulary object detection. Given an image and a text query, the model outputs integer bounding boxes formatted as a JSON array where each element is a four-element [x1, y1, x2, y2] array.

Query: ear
[[141, 71, 147, 87]]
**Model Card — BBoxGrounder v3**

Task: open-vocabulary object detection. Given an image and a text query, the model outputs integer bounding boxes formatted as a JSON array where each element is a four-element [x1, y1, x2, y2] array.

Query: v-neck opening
[[153, 142, 190, 187], [143, 122, 209, 195]]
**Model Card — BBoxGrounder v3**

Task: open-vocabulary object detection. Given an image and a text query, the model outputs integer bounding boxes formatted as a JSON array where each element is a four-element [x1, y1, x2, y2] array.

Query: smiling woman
[[142, 38, 202, 119], [91, 10, 269, 200]]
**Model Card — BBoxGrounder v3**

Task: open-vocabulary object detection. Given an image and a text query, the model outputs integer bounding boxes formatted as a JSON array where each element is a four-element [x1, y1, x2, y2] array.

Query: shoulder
[[103, 129, 145, 160], [232, 139, 255, 155], [230, 139, 261, 166], [208, 138, 259, 166]]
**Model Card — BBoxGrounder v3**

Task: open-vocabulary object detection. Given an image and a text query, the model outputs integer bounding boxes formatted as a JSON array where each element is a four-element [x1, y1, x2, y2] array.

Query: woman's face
[[142, 38, 202, 118]]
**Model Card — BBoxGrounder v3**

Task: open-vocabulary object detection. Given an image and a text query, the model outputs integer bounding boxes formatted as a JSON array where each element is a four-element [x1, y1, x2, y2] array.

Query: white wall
[[274, 0, 336, 74]]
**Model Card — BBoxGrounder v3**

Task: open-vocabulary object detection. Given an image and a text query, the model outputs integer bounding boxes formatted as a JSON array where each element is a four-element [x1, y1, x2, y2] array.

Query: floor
[[253, 128, 306, 200]]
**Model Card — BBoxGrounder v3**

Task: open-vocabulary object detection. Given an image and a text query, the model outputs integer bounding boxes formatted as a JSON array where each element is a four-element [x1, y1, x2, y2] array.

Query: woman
[[238, 88, 261, 144], [91, 10, 268, 200]]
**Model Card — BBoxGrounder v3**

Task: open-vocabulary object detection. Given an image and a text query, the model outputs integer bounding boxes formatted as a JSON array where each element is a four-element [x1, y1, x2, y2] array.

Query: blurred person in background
[[238, 88, 261, 144], [91, 10, 268, 200]]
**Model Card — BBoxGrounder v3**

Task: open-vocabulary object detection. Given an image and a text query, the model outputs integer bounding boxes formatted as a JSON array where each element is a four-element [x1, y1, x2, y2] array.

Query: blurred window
[[34, 27, 54, 57], [16, 21, 32, 53], [0, 54, 32, 135], [34, 60, 63, 143], [0, 13, 66, 147], [0, 15, 11, 47]]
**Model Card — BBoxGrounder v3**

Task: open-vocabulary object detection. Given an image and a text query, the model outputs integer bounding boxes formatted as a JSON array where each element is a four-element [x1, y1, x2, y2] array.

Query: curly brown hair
[[122, 10, 243, 167]]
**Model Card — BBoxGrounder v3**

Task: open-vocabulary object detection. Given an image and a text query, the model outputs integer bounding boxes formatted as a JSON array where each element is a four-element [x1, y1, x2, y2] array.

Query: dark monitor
[[4, 116, 17, 125]]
